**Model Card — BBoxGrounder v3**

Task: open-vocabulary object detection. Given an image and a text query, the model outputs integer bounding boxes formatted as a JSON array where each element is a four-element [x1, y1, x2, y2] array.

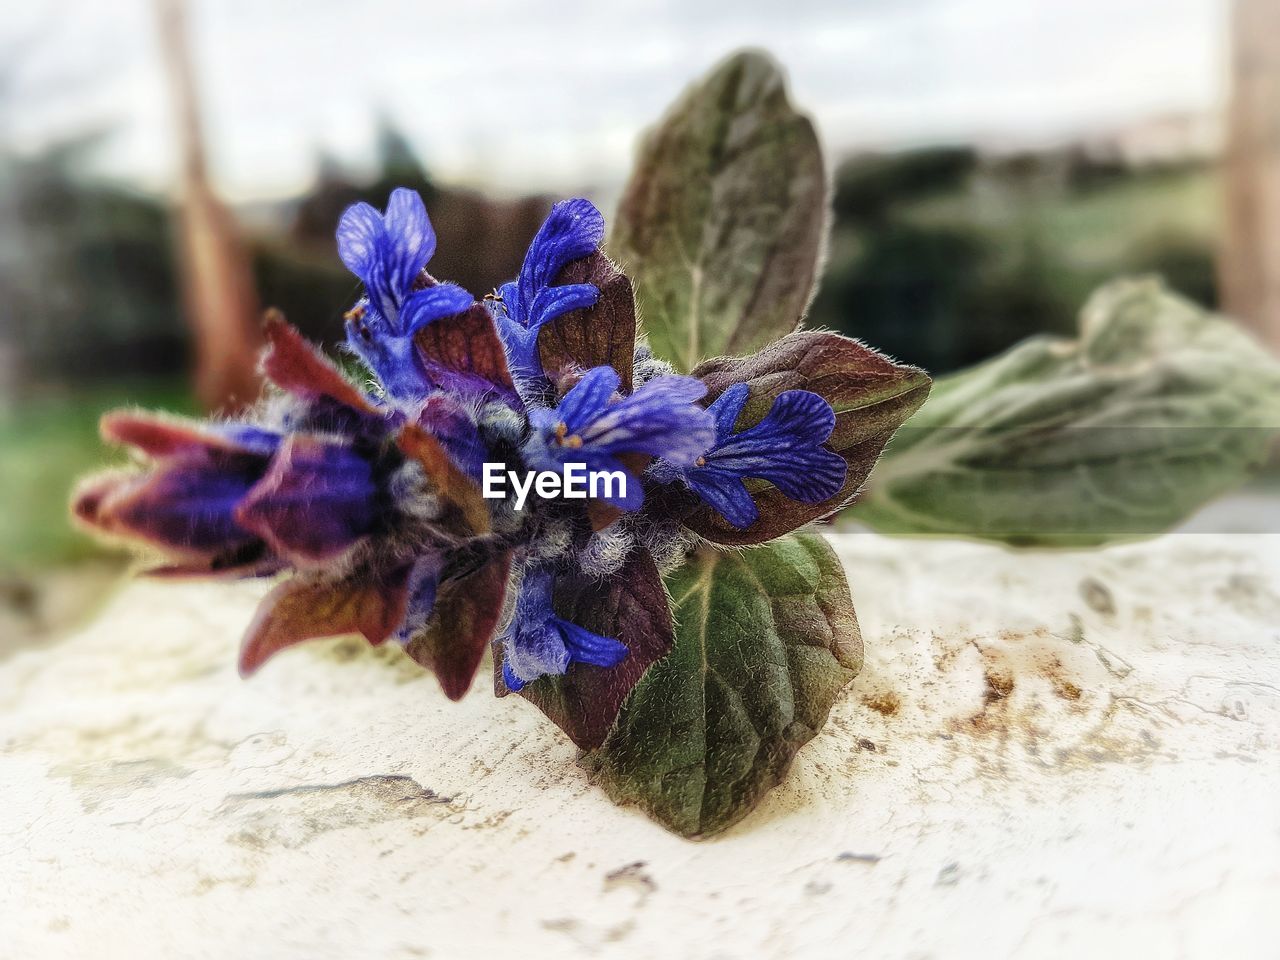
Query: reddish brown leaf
[[404, 551, 512, 701], [413, 302, 516, 395], [513, 549, 674, 749], [101, 410, 248, 457], [238, 567, 410, 677], [261, 310, 379, 414], [686, 331, 931, 545], [537, 251, 636, 395], [140, 546, 284, 580], [70, 469, 134, 531], [396, 424, 491, 536]]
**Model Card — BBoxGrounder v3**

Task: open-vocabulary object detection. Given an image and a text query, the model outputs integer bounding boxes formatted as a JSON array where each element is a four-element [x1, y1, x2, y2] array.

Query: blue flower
[[500, 569, 627, 691], [337, 188, 475, 401], [493, 198, 604, 383], [663, 384, 847, 529], [337, 187, 436, 320], [525, 365, 715, 510]]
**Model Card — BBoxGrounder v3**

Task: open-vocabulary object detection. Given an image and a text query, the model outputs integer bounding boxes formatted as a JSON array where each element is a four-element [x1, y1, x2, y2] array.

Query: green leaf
[[582, 534, 861, 838], [854, 278, 1280, 545], [683, 331, 930, 545], [610, 49, 827, 373]]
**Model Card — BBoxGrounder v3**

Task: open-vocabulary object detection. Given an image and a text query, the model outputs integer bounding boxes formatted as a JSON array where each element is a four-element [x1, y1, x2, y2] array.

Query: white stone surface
[[3, 533, 1278, 959]]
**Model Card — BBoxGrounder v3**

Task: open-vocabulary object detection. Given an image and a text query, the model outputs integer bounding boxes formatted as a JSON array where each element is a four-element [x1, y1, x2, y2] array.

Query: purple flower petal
[[336, 203, 397, 322], [337, 188, 438, 339], [674, 388, 848, 528], [709, 390, 845, 502], [235, 436, 376, 565], [84, 452, 266, 557], [554, 618, 628, 669], [514, 199, 605, 317], [399, 284, 475, 335], [335, 202, 384, 285], [526, 283, 599, 331], [556, 366, 621, 432], [395, 553, 443, 643], [686, 470, 759, 530], [494, 199, 606, 386], [706, 383, 750, 440], [525, 367, 713, 514], [382, 187, 437, 296], [579, 374, 712, 465], [499, 567, 626, 689]]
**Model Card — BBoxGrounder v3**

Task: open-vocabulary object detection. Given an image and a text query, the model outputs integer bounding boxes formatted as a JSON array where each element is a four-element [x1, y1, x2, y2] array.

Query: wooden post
[[1222, 0, 1280, 351], [154, 0, 263, 411]]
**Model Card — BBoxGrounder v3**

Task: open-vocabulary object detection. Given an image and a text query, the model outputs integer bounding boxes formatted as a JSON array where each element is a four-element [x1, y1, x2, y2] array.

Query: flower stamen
[[554, 422, 584, 449]]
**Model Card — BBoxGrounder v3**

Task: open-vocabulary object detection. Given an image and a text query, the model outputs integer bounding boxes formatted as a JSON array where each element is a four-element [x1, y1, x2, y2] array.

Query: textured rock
[[3, 533, 1278, 958]]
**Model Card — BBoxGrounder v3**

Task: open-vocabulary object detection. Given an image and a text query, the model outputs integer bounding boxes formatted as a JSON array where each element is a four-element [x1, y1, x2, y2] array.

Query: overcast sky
[[2, 0, 1228, 201]]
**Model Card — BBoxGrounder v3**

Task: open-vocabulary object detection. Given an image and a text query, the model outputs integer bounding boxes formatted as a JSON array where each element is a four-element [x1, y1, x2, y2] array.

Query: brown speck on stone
[[1054, 678, 1083, 701], [862, 691, 901, 716], [984, 669, 1015, 701]]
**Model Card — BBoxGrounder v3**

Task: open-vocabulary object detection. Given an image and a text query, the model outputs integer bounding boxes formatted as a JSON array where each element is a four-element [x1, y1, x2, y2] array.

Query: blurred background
[[2, 0, 1277, 633]]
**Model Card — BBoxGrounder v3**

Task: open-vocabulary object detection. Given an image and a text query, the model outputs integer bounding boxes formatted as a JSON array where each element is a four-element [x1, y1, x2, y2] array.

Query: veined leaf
[[854, 278, 1280, 545], [611, 50, 827, 372], [583, 534, 861, 838], [685, 331, 930, 545]]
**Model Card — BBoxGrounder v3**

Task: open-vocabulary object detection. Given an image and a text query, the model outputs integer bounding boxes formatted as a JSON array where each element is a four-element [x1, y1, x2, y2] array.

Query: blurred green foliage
[[0, 381, 194, 570], [1, 139, 185, 385], [807, 148, 1219, 373]]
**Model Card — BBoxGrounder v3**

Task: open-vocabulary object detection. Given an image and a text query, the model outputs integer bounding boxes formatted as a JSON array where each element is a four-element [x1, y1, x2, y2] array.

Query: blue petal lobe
[[555, 618, 628, 668], [396, 554, 443, 642], [556, 366, 621, 432], [382, 188, 436, 296], [688, 471, 760, 529], [502, 660, 528, 692], [580, 375, 712, 464], [707, 383, 751, 441], [516, 199, 605, 315], [400, 284, 474, 335], [335, 202, 384, 281], [525, 283, 600, 332], [710, 390, 845, 502]]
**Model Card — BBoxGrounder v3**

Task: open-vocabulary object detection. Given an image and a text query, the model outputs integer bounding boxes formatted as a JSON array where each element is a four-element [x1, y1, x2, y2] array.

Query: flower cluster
[[73, 188, 852, 740]]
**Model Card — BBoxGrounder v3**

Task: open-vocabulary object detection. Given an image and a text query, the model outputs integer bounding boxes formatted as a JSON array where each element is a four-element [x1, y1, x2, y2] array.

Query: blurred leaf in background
[[0, 380, 194, 569], [808, 149, 1219, 375], [851, 278, 1280, 545]]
